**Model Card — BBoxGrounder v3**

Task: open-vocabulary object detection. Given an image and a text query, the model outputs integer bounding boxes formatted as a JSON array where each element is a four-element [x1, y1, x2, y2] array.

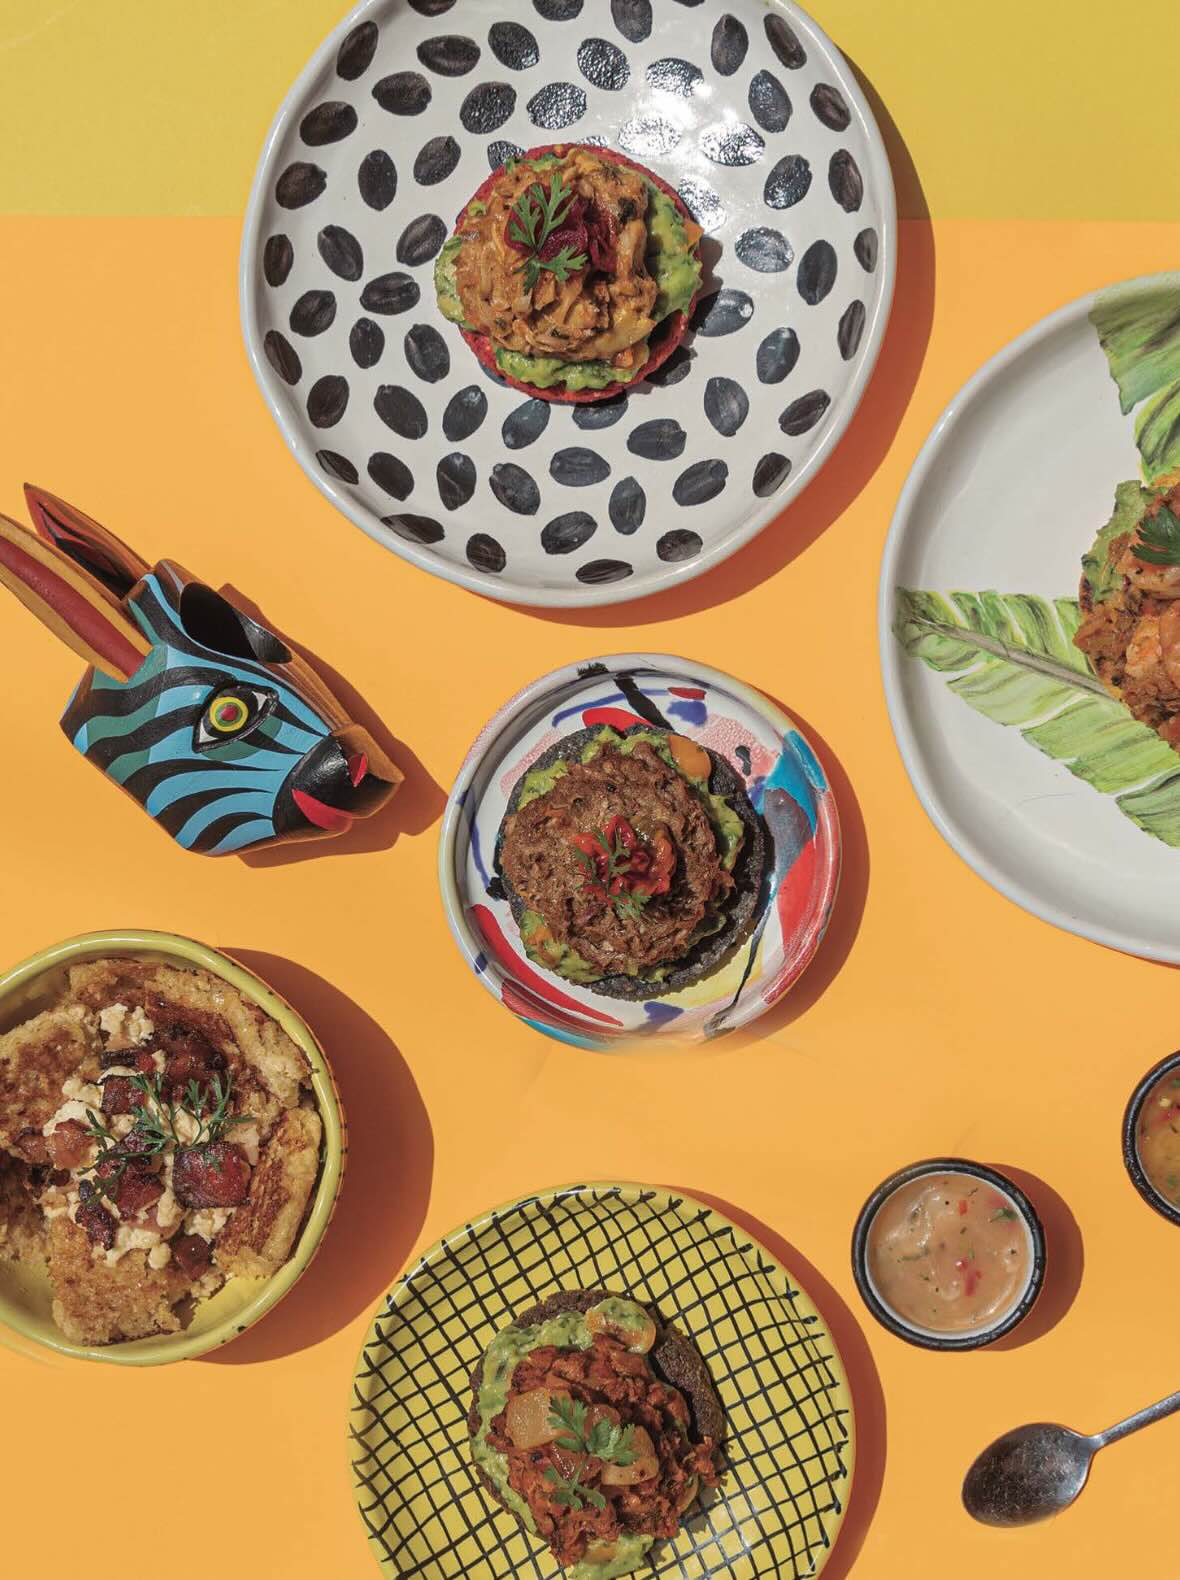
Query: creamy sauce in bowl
[[1135, 1069, 1180, 1208], [867, 1171, 1033, 1335]]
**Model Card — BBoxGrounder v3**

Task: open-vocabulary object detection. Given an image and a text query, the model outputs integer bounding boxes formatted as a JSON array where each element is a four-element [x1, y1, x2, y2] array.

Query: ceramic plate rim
[[436, 652, 843, 1036], [240, 0, 898, 610], [348, 1178, 854, 1577], [878, 271, 1180, 965]]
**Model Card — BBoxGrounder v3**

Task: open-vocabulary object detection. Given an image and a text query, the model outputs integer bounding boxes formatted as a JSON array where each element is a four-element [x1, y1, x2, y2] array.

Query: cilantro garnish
[[508, 174, 588, 292]]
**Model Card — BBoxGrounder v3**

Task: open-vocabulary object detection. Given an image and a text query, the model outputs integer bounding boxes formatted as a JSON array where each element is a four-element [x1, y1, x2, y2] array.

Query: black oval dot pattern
[[711, 15, 748, 76], [461, 82, 516, 133], [337, 21, 378, 81], [396, 214, 446, 266], [417, 35, 480, 77], [527, 81, 587, 129], [404, 323, 450, 383], [256, 3, 883, 592], [610, 0, 650, 42], [350, 318, 384, 368], [489, 22, 539, 69], [369, 452, 414, 500], [502, 399, 551, 450], [646, 57, 703, 97], [437, 451, 477, 509], [541, 511, 596, 554], [263, 234, 293, 287], [301, 102, 357, 146], [747, 70, 791, 135], [578, 38, 629, 91], [374, 72, 431, 115], [317, 224, 363, 281], [358, 149, 397, 210]]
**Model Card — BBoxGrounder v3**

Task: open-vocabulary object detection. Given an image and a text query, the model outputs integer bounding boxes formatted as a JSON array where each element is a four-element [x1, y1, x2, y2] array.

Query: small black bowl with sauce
[[1123, 1051, 1180, 1226], [851, 1157, 1046, 1352]]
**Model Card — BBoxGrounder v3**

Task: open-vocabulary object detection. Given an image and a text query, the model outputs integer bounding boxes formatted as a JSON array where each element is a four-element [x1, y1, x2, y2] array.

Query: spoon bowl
[[962, 1423, 1095, 1526]]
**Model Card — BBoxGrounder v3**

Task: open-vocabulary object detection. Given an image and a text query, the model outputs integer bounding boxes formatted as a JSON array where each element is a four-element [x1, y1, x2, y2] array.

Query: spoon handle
[[1096, 1389, 1180, 1448]]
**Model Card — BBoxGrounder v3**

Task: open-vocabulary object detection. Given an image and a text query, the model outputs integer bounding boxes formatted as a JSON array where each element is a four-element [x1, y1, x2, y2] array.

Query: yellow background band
[[0, 0, 1175, 219], [2, 3, 1180, 1580]]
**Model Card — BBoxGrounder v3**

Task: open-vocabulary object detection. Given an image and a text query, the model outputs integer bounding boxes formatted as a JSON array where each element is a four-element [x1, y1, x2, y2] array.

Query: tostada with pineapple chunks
[[434, 143, 703, 402]]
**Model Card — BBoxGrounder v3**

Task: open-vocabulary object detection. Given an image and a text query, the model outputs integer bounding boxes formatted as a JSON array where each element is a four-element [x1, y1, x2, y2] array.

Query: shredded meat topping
[[454, 148, 662, 365], [489, 1336, 719, 1568], [499, 742, 734, 975]]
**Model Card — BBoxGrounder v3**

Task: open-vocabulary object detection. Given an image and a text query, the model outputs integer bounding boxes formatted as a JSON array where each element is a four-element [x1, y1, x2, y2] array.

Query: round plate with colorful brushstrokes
[[349, 1182, 853, 1579], [240, 0, 895, 608], [439, 654, 840, 1046], [881, 271, 1180, 963]]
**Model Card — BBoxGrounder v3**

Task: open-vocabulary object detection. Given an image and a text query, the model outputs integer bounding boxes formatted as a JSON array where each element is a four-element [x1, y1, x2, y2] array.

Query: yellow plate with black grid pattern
[[349, 1183, 853, 1579]]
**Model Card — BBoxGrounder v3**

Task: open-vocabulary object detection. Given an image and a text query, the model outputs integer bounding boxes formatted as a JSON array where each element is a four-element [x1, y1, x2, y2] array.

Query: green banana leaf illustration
[[1091, 279, 1180, 479], [893, 587, 1180, 846]]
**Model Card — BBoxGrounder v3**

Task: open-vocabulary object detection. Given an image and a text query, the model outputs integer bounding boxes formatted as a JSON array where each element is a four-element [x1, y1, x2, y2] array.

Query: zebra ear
[[0, 512, 152, 682], [23, 485, 149, 601]]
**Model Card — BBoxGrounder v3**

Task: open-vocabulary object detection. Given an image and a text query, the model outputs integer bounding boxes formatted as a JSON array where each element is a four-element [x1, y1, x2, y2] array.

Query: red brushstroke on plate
[[470, 904, 622, 1026], [581, 707, 648, 731]]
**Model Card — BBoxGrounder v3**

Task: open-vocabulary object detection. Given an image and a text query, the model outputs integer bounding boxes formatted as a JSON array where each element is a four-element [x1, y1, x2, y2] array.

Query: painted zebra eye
[[194, 685, 275, 751]]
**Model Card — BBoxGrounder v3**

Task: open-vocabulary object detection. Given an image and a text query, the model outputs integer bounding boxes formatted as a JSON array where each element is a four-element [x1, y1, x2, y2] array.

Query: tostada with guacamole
[[468, 1289, 723, 1578], [495, 724, 765, 999], [434, 143, 703, 402]]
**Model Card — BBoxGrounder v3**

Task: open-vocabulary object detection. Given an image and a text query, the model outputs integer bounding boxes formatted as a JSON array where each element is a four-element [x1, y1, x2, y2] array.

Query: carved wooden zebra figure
[[0, 486, 401, 854]]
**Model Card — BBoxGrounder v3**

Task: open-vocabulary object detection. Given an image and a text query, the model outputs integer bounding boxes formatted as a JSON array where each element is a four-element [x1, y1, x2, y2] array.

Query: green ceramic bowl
[[0, 929, 343, 1365]]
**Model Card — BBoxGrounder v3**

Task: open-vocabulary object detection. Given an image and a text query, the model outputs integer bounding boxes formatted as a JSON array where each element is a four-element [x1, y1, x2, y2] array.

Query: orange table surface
[[3, 5, 1180, 1579]]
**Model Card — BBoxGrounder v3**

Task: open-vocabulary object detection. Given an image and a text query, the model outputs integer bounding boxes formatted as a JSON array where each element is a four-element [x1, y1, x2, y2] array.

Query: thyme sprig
[[80, 1071, 248, 1207]]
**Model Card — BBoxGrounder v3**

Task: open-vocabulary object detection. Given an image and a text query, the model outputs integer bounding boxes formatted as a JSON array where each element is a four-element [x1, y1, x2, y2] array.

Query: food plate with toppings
[[882, 272, 1180, 963], [439, 654, 840, 1046], [241, 0, 895, 606], [349, 1182, 852, 1580], [0, 931, 342, 1363]]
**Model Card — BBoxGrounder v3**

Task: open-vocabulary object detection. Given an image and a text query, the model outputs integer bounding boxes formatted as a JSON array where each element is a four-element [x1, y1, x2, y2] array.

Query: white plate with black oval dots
[[241, 0, 896, 608]]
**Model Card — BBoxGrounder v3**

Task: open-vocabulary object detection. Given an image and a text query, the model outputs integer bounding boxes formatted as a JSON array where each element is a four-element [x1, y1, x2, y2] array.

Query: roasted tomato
[[160, 1025, 226, 1099], [172, 1141, 250, 1208], [100, 1075, 145, 1115], [46, 1118, 91, 1171], [171, 1232, 213, 1279]]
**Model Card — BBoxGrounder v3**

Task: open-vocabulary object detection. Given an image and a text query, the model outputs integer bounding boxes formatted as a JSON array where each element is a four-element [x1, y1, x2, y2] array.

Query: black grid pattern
[[350, 1186, 850, 1579]]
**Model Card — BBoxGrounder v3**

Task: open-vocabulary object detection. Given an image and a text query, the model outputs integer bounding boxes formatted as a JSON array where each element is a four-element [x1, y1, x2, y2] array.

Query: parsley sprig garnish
[[539, 1399, 637, 1513], [548, 1397, 637, 1466], [80, 1071, 248, 1207], [508, 173, 588, 292], [1132, 503, 1180, 567]]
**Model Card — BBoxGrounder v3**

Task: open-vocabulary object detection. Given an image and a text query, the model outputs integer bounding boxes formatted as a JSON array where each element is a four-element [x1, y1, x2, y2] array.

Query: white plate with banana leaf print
[[881, 271, 1180, 963]]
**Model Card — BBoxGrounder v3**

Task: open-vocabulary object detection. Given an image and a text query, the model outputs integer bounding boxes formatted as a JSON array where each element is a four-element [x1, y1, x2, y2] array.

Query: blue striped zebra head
[[0, 487, 400, 855]]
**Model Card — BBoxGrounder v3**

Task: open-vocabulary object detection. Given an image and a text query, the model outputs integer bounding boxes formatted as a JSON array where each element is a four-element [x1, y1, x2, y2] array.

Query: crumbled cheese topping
[[186, 1207, 231, 1240], [102, 1222, 162, 1266], [42, 1097, 98, 1138], [148, 1243, 171, 1270], [97, 1002, 155, 1049]]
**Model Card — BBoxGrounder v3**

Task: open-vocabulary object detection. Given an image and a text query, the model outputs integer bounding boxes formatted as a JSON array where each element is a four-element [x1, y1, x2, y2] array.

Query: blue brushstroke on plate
[[526, 1017, 604, 1051], [470, 816, 490, 885], [667, 698, 707, 727]]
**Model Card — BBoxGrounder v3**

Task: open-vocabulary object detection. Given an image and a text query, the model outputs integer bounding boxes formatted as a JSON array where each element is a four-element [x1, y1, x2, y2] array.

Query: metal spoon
[[963, 1390, 1180, 1526]]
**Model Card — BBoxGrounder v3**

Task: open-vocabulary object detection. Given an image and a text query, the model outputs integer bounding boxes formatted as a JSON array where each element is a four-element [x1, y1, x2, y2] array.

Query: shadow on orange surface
[[512, 77, 935, 630], [203, 949, 433, 1364], [673, 1188, 886, 1580], [989, 1165, 1085, 1350], [730, 702, 870, 1045], [220, 584, 446, 867]]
